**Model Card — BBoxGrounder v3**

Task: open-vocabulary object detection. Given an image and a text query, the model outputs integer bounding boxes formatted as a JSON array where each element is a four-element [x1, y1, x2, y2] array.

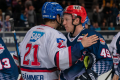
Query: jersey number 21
[[23, 43, 40, 66]]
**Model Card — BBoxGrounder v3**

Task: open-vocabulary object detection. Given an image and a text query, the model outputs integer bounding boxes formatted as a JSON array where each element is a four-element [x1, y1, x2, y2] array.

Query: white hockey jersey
[[13, 25, 83, 80], [109, 32, 120, 76]]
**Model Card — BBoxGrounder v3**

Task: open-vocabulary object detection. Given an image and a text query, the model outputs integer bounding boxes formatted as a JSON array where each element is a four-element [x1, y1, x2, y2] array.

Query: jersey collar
[[41, 24, 54, 28]]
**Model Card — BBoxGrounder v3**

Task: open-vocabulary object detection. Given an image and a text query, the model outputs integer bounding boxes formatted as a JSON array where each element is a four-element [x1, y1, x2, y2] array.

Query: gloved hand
[[75, 53, 97, 80], [84, 53, 96, 69], [74, 69, 98, 80]]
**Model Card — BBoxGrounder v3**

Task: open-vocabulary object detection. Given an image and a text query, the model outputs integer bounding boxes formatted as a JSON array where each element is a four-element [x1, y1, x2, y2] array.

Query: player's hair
[[75, 16, 82, 24]]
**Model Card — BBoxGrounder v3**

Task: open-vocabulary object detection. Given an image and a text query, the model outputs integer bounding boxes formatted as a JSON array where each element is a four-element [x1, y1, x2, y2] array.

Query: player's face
[[62, 14, 74, 32]]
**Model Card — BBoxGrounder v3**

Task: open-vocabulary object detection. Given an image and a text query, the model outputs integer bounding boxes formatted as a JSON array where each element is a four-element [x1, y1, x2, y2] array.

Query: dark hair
[[75, 16, 82, 24], [43, 18, 56, 24]]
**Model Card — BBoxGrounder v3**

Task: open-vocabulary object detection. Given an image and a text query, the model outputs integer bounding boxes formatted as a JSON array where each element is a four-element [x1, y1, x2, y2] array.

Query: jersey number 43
[[0, 58, 11, 70]]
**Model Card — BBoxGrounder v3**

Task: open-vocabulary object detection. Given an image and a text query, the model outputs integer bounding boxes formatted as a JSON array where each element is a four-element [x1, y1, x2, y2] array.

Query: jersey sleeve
[[0, 37, 19, 79], [13, 44, 22, 68], [47, 31, 84, 70], [85, 32, 113, 76], [109, 32, 120, 76], [13, 51, 19, 67], [13, 45, 22, 74], [86, 31, 112, 60]]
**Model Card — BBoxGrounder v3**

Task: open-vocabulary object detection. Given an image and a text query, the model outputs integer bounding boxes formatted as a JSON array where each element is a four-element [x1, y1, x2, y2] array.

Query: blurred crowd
[[0, 0, 119, 31]]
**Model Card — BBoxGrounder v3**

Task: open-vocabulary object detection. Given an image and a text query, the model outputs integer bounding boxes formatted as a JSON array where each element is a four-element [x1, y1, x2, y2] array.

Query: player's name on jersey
[[22, 73, 44, 80]]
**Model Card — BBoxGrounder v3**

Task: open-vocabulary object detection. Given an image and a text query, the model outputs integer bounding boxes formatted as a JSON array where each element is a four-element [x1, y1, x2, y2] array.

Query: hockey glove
[[74, 69, 98, 80], [84, 53, 96, 69]]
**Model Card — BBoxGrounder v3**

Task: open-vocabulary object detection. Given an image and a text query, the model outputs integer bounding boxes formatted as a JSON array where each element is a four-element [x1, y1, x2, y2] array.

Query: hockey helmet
[[63, 5, 87, 23], [82, 16, 90, 28], [42, 2, 63, 20]]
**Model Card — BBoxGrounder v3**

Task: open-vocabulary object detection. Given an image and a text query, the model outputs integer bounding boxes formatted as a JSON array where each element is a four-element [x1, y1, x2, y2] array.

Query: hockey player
[[109, 32, 120, 80], [13, 2, 99, 80], [61, 5, 113, 80], [0, 37, 19, 80]]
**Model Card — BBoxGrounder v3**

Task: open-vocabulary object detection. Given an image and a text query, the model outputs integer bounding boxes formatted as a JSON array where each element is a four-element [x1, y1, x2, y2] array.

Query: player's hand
[[81, 33, 99, 48], [84, 53, 96, 69], [112, 74, 119, 80], [75, 69, 98, 80]]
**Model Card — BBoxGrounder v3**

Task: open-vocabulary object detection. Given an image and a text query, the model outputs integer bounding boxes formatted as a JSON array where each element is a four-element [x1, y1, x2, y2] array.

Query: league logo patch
[[71, 38, 74, 41], [99, 38, 105, 45], [57, 38, 66, 48], [0, 44, 4, 54], [77, 36, 83, 42], [30, 31, 45, 42]]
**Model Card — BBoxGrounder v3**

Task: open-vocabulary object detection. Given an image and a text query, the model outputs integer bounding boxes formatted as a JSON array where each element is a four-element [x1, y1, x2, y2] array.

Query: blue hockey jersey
[[62, 29, 113, 80], [109, 32, 120, 76], [0, 37, 19, 80], [67, 29, 112, 61]]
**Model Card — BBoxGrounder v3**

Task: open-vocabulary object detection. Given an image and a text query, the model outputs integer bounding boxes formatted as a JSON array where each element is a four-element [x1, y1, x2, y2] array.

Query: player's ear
[[56, 15, 60, 22], [73, 17, 80, 25]]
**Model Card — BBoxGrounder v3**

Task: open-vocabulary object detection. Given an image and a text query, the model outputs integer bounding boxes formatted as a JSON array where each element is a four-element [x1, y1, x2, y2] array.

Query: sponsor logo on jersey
[[71, 38, 73, 41], [30, 31, 45, 42], [77, 36, 83, 42], [99, 38, 105, 45], [57, 38, 66, 48], [0, 44, 4, 54]]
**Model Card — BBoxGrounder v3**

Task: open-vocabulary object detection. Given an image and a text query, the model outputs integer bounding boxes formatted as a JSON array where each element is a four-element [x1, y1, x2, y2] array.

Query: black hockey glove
[[74, 69, 98, 80], [84, 53, 96, 69]]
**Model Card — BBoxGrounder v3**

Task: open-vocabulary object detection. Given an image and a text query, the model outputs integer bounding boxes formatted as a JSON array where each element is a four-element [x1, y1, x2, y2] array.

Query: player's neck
[[45, 22, 56, 29], [72, 25, 83, 36]]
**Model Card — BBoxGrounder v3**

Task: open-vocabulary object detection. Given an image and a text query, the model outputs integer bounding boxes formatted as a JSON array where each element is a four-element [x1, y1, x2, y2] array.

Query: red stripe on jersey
[[113, 56, 118, 58], [113, 63, 118, 65], [13, 55, 18, 60], [56, 52, 60, 70], [68, 46, 72, 67], [41, 24, 53, 28], [21, 68, 58, 72]]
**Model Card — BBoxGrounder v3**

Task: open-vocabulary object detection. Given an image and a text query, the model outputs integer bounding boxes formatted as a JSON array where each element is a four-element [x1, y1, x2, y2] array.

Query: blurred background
[[0, 0, 120, 51], [0, 0, 119, 31]]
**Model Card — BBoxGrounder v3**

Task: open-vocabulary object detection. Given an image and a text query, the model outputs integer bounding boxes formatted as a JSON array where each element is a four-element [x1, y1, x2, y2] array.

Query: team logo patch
[[82, 34, 85, 36], [57, 38, 66, 48], [99, 38, 105, 45], [30, 31, 45, 42], [71, 38, 74, 41], [0, 44, 4, 54], [77, 36, 83, 42]]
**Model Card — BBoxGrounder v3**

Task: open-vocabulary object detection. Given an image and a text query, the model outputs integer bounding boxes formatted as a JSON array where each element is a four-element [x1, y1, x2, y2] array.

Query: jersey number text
[[0, 58, 11, 70], [23, 43, 40, 66], [100, 48, 111, 58]]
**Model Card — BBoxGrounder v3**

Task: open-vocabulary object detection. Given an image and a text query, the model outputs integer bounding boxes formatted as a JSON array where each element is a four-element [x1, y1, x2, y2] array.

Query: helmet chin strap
[[55, 16, 64, 29], [70, 19, 81, 37], [56, 19, 63, 27]]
